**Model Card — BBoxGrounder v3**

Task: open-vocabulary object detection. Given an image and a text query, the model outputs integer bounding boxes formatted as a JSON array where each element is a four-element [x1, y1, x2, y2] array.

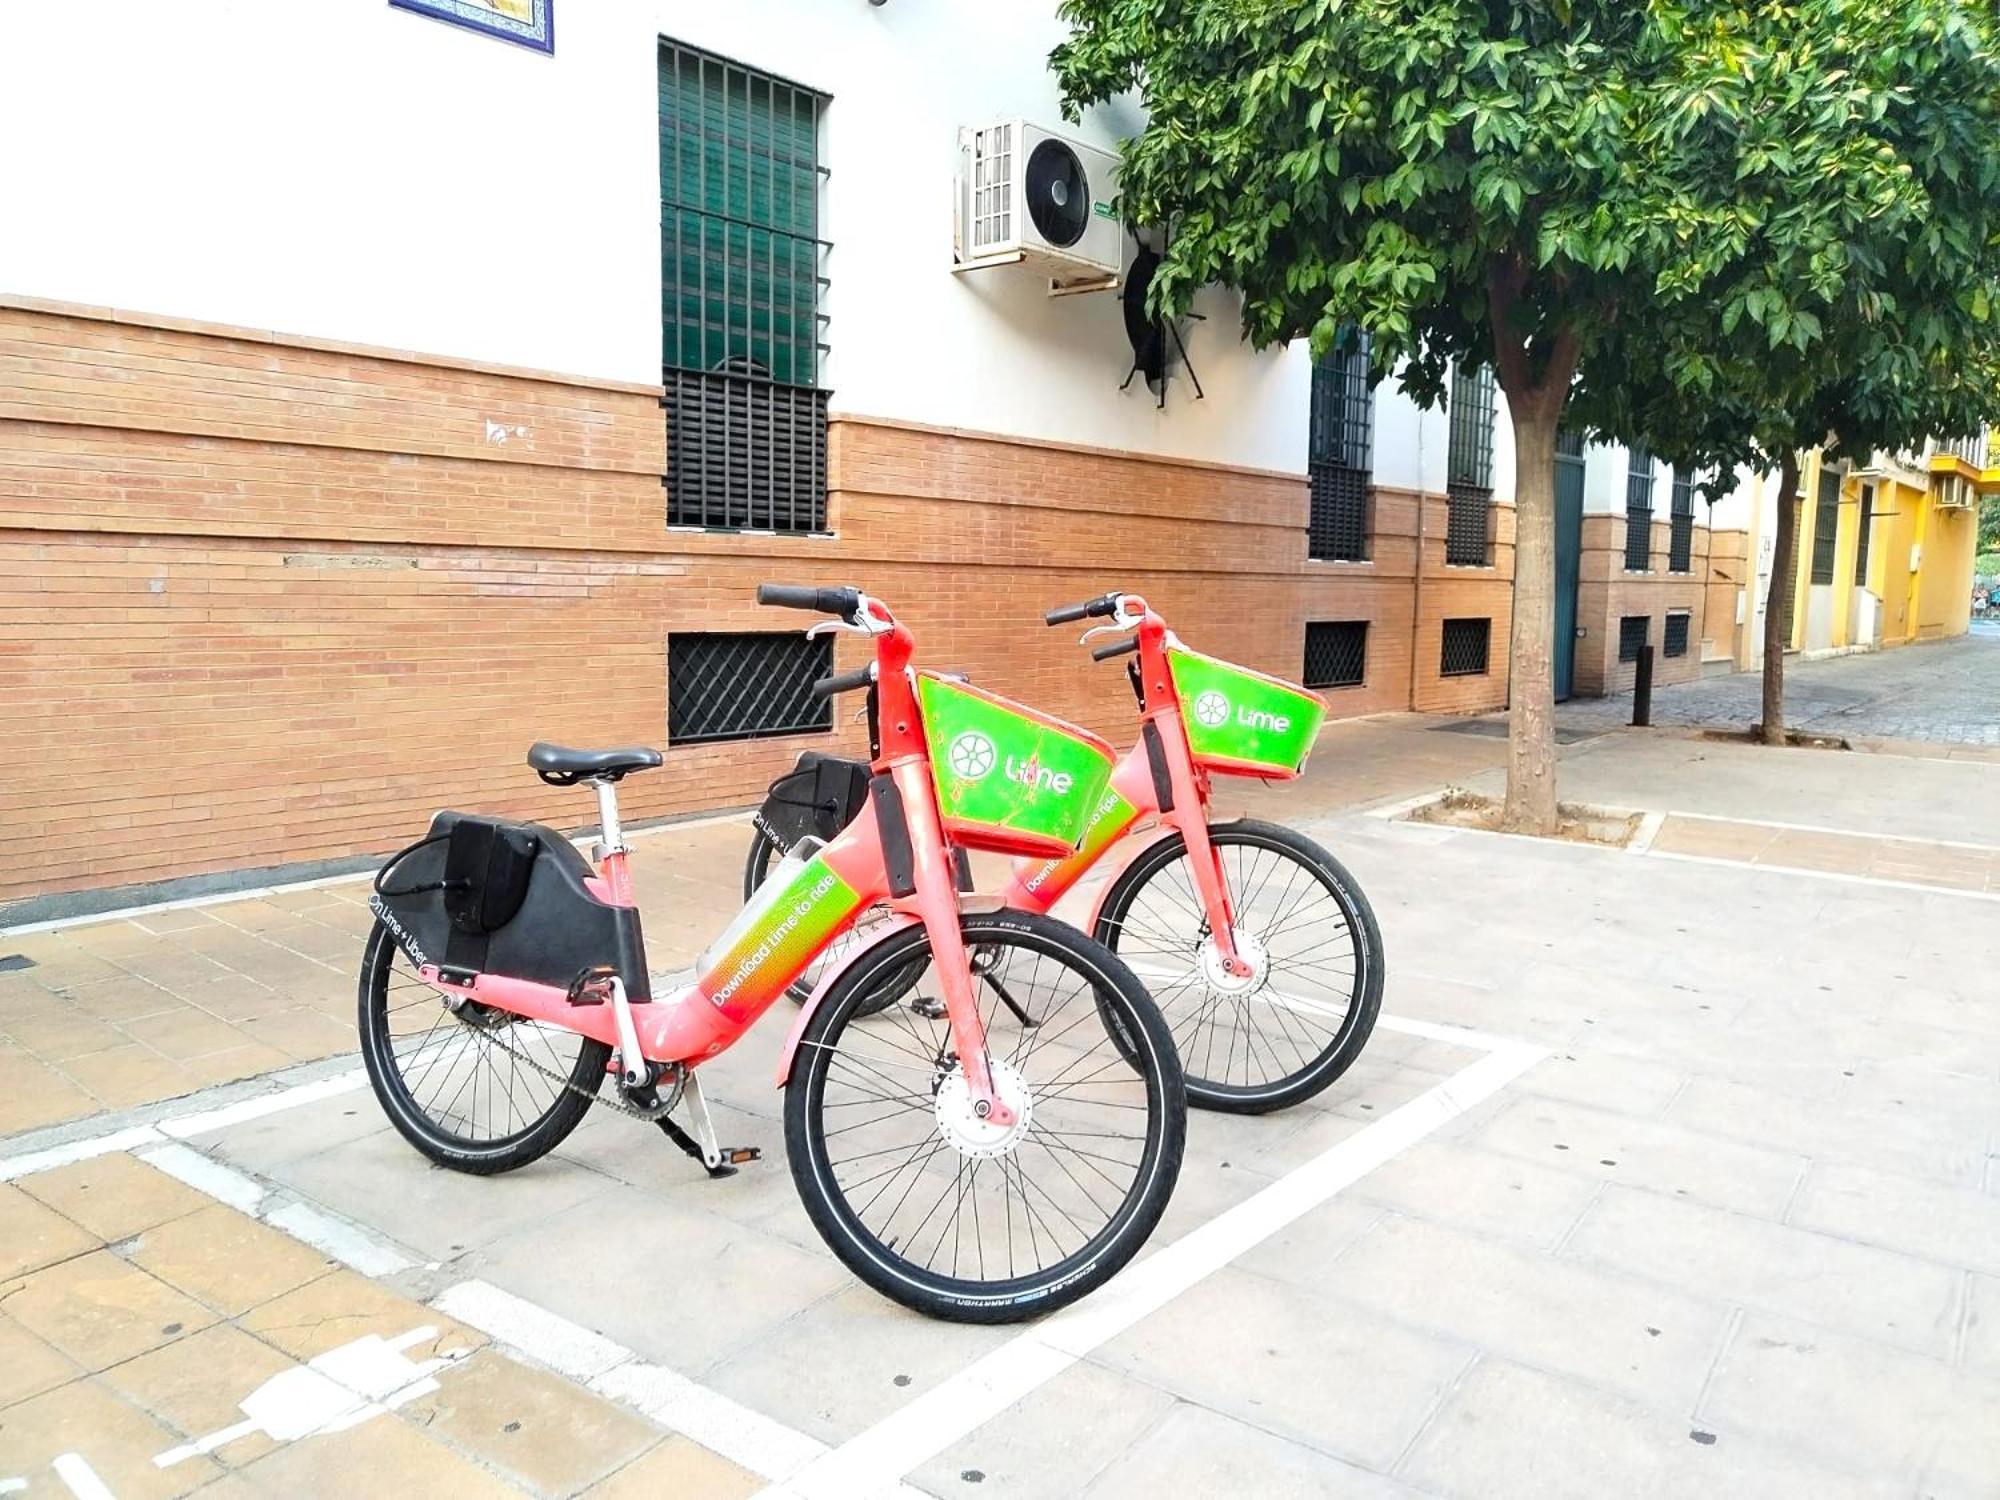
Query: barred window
[[1618, 614, 1649, 663], [1854, 483, 1874, 587], [1445, 364, 1497, 566], [1308, 330, 1373, 561], [1304, 621, 1367, 689], [1663, 612, 1690, 658], [1668, 472, 1694, 573], [668, 631, 833, 744], [1810, 469, 1840, 584], [1440, 618, 1490, 677], [660, 42, 829, 532], [1624, 446, 1655, 571]]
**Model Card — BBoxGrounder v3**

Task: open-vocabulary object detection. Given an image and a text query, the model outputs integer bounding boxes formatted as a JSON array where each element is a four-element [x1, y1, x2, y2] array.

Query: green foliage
[[1053, 0, 2000, 445], [1982, 494, 2000, 556]]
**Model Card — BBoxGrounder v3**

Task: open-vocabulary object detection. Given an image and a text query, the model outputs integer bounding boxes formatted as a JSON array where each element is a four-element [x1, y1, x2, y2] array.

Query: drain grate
[[0, 953, 36, 972]]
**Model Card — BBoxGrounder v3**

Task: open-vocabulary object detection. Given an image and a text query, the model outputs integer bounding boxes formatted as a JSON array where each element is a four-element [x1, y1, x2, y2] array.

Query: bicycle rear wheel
[[1094, 818, 1383, 1113], [358, 920, 608, 1174], [785, 909, 1185, 1322]]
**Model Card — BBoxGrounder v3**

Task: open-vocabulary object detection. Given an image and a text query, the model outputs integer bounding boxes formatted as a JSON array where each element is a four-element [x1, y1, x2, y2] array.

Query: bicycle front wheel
[[1094, 818, 1383, 1113], [785, 909, 1185, 1323]]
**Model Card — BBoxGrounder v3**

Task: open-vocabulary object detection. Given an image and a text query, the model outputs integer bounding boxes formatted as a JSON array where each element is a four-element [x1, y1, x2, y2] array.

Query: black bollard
[[1632, 644, 1654, 727]]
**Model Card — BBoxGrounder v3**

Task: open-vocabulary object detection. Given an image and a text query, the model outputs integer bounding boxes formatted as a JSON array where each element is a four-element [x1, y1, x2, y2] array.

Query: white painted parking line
[[51, 1455, 115, 1500], [158, 1070, 367, 1139], [264, 1202, 416, 1277], [435, 1279, 921, 1495], [139, 1142, 268, 1215], [0, 1125, 165, 1184], [762, 1032, 1546, 1500]]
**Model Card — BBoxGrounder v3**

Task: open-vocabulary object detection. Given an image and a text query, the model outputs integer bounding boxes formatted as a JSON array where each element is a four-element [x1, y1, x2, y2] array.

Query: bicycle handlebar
[[1091, 637, 1139, 662], [1044, 594, 1121, 626], [810, 664, 876, 699], [758, 583, 862, 618]]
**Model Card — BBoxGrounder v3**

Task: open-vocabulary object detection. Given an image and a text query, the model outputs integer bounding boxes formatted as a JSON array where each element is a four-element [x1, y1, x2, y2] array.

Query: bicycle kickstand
[[658, 1069, 760, 1180]]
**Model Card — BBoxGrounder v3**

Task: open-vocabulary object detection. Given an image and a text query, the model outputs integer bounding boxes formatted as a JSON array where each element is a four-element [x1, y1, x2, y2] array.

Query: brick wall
[[1, 301, 1517, 905], [1573, 514, 1711, 696]]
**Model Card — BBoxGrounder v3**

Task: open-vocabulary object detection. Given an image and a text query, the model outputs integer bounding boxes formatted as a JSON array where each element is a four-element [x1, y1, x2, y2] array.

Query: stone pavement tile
[[1228, 1195, 1383, 1292], [1837, 1057, 1999, 1124], [19, 943, 123, 988], [1701, 1312, 2000, 1494], [1667, 1076, 1985, 1189], [1469, 1095, 1805, 1219], [61, 973, 186, 1023], [1789, 1161, 2000, 1279], [120, 1008, 257, 1062], [259, 921, 365, 968], [705, 1284, 1012, 1444], [3, 1008, 129, 1062], [235, 1006, 357, 1063], [241, 1407, 525, 1498], [471, 1183, 849, 1377], [1344, 1139, 1601, 1251], [1, 1251, 216, 1371], [19, 1154, 209, 1243], [206, 900, 316, 936], [0, 1311, 81, 1408], [1651, 816, 1780, 860], [916, 1359, 1177, 1500], [0, 1052, 98, 1134], [131, 906, 228, 935], [1563, 1185, 1960, 1360], [238, 1270, 485, 1363], [1332, 1213, 1726, 1407], [1964, 1275, 2000, 1382], [100, 1322, 296, 1469], [584, 1434, 762, 1500], [1517, 1050, 1687, 1118], [58, 1041, 201, 1110], [67, 920, 175, 958], [1083, 1402, 1417, 1499], [0, 1183, 100, 1280], [400, 1349, 658, 1496], [180, 973, 294, 1024], [177, 1042, 297, 1091], [203, 1096, 384, 1177], [275, 1126, 614, 1263], [123, 1204, 336, 1319], [1401, 1356, 1900, 1500], [0, 1375, 221, 1499], [112, 945, 234, 999], [1093, 1265, 1467, 1472]]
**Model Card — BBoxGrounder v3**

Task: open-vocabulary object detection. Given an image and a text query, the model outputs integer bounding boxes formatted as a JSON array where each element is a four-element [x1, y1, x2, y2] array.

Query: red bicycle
[[748, 591, 1383, 1112], [360, 586, 1185, 1322]]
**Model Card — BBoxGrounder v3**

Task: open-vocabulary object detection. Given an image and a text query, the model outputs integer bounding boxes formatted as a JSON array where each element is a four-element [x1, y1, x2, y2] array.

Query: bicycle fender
[[773, 912, 924, 1087]]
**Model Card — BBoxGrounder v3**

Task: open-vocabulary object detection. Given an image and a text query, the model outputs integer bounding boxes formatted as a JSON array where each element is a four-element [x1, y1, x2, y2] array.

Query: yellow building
[[1750, 435, 1997, 657]]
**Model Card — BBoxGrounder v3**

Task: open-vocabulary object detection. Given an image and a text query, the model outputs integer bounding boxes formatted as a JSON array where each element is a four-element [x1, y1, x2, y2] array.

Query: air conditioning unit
[[1934, 475, 1975, 509], [954, 120, 1122, 293]]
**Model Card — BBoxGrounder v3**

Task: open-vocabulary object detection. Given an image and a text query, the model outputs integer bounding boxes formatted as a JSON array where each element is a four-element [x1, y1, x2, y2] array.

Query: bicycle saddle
[[526, 742, 664, 784]]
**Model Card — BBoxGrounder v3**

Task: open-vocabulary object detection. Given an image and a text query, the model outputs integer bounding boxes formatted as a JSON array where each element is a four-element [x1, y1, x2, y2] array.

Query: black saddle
[[527, 742, 664, 785]]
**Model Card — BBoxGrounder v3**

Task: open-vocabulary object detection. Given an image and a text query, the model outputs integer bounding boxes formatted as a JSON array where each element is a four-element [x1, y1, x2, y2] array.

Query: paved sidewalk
[[1556, 631, 2000, 749]]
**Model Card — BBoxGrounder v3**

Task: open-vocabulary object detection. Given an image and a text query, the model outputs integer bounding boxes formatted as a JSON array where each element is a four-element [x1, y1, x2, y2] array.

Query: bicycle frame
[[415, 594, 1023, 1125], [999, 600, 1299, 977]]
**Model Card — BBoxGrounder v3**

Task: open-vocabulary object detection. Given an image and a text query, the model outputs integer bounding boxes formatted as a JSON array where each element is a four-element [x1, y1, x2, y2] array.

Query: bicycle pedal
[[721, 1146, 761, 1166], [910, 997, 947, 1020]]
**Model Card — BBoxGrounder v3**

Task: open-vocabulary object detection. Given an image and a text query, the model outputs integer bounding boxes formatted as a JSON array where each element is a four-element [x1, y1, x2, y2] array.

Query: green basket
[[917, 673, 1117, 858], [1167, 647, 1326, 779]]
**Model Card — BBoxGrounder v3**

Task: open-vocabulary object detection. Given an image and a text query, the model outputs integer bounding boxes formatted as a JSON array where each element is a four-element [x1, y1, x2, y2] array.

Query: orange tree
[[1054, 0, 2000, 828]]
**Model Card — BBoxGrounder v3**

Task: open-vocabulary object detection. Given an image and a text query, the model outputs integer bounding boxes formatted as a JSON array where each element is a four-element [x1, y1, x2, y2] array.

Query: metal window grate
[[1663, 612, 1690, 658], [1810, 469, 1840, 584], [1668, 472, 1694, 573], [1556, 427, 1586, 459], [660, 41, 829, 533], [664, 370, 828, 530], [1439, 617, 1491, 677], [1445, 481, 1492, 567], [1624, 445, 1655, 571], [1308, 330, 1373, 561], [1618, 614, 1650, 663], [1854, 483, 1874, 586], [668, 631, 833, 744], [1447, 364, 1497, 489], [1308, 463, 1370, 562], [1304, 620, 1367, 688]]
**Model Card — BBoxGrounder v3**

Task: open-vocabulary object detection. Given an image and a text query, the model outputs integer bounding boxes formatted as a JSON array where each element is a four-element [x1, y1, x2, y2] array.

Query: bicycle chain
[[455, 1009, 681, 1122]]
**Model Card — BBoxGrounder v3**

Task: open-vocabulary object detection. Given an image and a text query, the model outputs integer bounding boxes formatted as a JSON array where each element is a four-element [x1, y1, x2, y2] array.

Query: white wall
[[0, 0, 1306, 473]]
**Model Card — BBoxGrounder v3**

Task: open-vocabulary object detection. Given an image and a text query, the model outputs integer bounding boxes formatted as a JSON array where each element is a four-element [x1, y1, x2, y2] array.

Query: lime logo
[[947, 731, 997, 781], [1005, 754, 1073, 796], [1194, 691, 1230, 729]]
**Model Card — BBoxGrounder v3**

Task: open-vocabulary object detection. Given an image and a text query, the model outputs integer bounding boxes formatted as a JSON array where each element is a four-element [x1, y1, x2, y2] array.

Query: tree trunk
[[1759, 451, 1802, 745], [1502, 401, 1561, 833]]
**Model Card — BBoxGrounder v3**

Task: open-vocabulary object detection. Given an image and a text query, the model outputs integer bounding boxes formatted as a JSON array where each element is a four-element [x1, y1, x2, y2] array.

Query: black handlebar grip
[[1045, 593, 1120, 626], [758, 584, 861, 618], [1092, 637, 1140, 662], [810, 664, 876, 698]]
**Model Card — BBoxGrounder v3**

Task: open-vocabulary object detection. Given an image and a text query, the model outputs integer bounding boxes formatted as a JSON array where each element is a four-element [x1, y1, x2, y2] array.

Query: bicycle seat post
[[590, 777, 626, 862]]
